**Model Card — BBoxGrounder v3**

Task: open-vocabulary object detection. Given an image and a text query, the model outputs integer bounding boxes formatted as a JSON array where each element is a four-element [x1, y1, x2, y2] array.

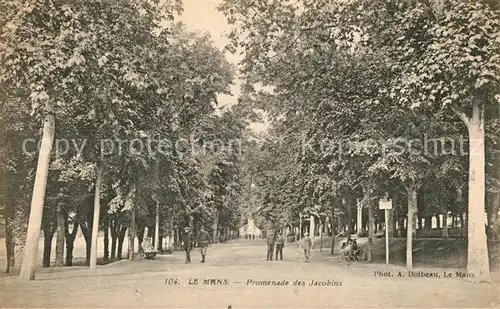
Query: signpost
[[379, 198, 393, 264], [299, 214, 303, 240]]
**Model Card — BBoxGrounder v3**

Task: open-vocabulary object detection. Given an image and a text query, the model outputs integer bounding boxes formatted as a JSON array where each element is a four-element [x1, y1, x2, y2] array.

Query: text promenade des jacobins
[[165, 278, 343, 287]]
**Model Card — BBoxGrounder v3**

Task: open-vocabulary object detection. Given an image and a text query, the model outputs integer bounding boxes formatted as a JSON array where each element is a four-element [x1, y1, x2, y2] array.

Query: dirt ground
[[1, 239, 499, 308]]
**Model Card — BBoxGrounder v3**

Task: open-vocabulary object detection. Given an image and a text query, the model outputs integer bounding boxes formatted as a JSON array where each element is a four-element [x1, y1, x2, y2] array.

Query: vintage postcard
[[0, 0, 499, 308]]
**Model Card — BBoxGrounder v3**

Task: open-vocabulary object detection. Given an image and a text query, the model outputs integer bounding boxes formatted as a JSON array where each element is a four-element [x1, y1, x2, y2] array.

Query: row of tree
[[1, 0, 253, 280], [219, 0, 499, 282]]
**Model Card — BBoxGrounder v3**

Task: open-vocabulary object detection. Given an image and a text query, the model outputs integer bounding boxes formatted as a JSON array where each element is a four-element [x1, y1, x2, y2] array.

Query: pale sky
[[178, 0, 267, 132]]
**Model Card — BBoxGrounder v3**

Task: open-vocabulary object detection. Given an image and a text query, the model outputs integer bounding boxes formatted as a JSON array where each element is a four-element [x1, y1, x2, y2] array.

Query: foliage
[[218, 0, 499, 242]]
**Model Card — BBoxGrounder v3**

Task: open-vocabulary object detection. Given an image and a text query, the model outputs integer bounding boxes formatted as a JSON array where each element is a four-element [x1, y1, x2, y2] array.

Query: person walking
[[266, 229, 276, 261], [197, 226, 211, 263], [275, 233, 284, 260], [182, 226, 194, 263], [301, 231, 313, 263]]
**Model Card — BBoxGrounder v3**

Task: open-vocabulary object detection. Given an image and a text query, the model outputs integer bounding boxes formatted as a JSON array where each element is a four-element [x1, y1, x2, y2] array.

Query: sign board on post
[[379, 199, 393, 264], [379, 200, 392, 210]]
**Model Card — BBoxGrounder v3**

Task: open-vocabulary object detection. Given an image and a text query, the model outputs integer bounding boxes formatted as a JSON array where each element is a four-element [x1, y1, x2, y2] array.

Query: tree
[[2, 0, 91, 279], [2, 0, 188, 279], [346, 0, 499, 281], [0, 93, 37, 272], [219, 0, 499, 282]]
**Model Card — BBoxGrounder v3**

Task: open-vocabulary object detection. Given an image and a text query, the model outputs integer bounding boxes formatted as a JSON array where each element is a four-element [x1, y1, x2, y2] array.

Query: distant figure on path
[[182, 227, 194, 263], [197, 226, 211, 263], [301, 232, 313, 263], [275, 233, 284, 260], [266, 230, 276, 261]]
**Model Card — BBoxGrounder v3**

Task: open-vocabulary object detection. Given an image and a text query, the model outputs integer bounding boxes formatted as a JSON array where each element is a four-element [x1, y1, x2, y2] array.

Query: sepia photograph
[[0, 0, 499, 308]]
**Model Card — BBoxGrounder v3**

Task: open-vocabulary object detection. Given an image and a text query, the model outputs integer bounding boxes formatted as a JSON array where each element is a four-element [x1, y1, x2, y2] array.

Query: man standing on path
[[301, 232, 313, 263], [266, 229, 276, 261], [275, 233, 284, 260], [182, 227, 194, 263], [197, 226, 211, 263]]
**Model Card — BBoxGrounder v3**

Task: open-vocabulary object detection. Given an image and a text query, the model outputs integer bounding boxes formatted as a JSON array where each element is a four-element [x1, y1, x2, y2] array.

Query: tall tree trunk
[[174, 228, 179, 249], [487, 101, 500, 240], [137, 224, 146, 253], [146, 225, 153, 238], [79, 223, 92, 266], [65, 222, 78, 266], [147, 225, 154, 242], [452, 100, 490, 281], [330, 202, 335, 255], [399, 218, 405, 237], [84, 233, 91, 266], [4, 205, 15, 273], [90, 164, 103, 270], [128, 208, 136, 260], [212, 213, 219, 244], [5, 223, 15, 273], [406, 185, 417, 269], [466, 102, 489, 280], [298, 215, 302, 241], [319, 219, 323, 252], [20, 104, 55, 281], [424, 216, 432, 232], [103, 216, 109, 262], [110, 233, 118, 260], [412, 214, 417, 236], [442, 209, 449, 239], [486, 193, 499, 241], [42, 226, 55, 268], [154, 202, 160, 251], [117, 226, 127, 260], [168, 220, 174, 250], [309, 215, 315, 238], [55, 210, 65, 267], [346, 200, 353, 235], [158, 231, 164, 251], [436, 214, 441, 229], [391, 210, 397, 237], [110, 218, 118, 260], [356, 199, 363, 236], [368, 201, 374, 262]]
